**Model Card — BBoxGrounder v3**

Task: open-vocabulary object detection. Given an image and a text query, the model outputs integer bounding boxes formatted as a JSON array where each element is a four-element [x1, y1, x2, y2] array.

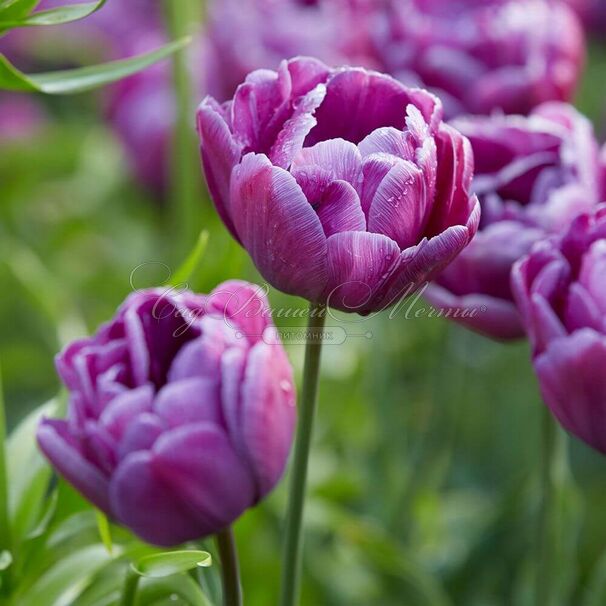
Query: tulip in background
[[37, 281, 296, 547], [197, 57, 480, 315], [425, 102, 603, 340], [374, 0, 585, 118], [204, 0, 379, 101], [512, 206, 606, 454]]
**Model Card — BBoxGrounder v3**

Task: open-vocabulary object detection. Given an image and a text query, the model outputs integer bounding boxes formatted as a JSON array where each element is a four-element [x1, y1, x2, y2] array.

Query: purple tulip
[[425, 103, 602, 340], [37, 281, 296, 546], [204, 0, 380, 101], [197, 57, 480, 314], [374, 0, 585, 118], [512, 206, 606, 454]]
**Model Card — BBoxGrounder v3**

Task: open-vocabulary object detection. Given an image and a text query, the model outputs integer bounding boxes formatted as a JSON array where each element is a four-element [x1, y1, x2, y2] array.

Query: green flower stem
[[278, 303, 326, 606], [164, 0, 202, 256], [119, 566, 140, 606], [216, 527, 243, 606], [536, 405, 559, 606], [0, 368, 12, 595]]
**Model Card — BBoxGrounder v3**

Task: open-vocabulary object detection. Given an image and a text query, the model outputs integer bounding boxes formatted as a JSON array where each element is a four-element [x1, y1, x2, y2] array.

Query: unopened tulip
[[38, 281, 295, 546], [512, 206, 606, 454], [426, 103, 602, 339], [197, 57, 479, 314], [374, 0, 585, 118]]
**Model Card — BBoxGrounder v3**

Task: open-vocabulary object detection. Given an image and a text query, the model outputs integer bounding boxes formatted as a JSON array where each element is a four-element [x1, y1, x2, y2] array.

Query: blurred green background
[[1, 17, 606, 606]]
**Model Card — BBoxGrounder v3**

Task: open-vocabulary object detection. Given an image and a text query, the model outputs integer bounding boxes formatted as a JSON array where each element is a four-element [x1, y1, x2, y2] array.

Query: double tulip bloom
[[197, 57, 480, 314], [426, 103, 602, 340], [374, 0, 585, 118], [513, 207, 606, 454], [38, 282, 296, 546]]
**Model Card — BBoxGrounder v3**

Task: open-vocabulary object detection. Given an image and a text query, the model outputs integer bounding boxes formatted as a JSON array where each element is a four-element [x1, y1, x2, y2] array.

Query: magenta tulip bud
[[37, 281, 296, 547], [512, 206, 606, 454], [374, 0, 585, 118], [425, 102, 602, 340], [204, 0, 380, 101], [197, 57, 480, 315]]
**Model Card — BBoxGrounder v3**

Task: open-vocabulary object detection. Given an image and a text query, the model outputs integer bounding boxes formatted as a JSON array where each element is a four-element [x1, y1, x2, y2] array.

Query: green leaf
[[132, 550, 212, 579], [168, 230, 210, 287], [0, 367, 10, 556], [16, 544, 118, 606], [25, 489, 57, 540], [7, 400, 57, 543], [137, 576, 215, 606], [0, 550, 12, 571], [95, 510, 113, 555], [0, 0, 106, 28], [0, 0, 40, 21], [0, 36, 190, 94]]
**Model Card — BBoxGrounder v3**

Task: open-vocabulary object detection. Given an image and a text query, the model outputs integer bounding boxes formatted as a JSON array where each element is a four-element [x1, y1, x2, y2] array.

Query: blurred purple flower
[[205, 0, 380, 101], [512, 206, 606, 454], [38, 281, 296, 546], [374, 0, 585, 118], [0, 93, 46, 142], [565, 0, 606, 33], [197, 57, 479, 314], [426, 103, 602, 340]]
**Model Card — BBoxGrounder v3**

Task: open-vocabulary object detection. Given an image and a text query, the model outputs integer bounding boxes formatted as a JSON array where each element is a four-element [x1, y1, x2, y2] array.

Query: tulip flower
[[197, 56, 480, 315], [512, 206, 606, 454], [38, 281, 296, 547], [374, 0, 585, 118], [204, 0, 380, 101], [425, 103, 602, 340]]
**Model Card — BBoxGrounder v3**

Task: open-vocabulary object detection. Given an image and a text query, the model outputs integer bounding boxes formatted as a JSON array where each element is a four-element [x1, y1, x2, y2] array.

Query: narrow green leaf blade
[[168, 230, 210, 287], [0, 0, 106, 28], [132, 550, 212, 578], [95, 510, 113, 555], [0, 36, 189, 94]]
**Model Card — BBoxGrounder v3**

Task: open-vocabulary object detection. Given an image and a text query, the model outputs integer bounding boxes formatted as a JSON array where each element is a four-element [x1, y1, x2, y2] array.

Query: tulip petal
[[324, 231, 401, 313], [316, 181, 366, 237], [239, 342, 296, 496], [154, 422, 255, 527], [118, 412, 165, 460], [38, 419, 111, 514], [110, 451, 207, 546], [231, 153, 328, 300], [155, 378, 223, 429], [360, 153, 401, 217], [368, 160, 430, 249], [424, 284, 525, 340], [197, 98, 243, 241], [99, 384, 154, 440], [291, 139, 363, 192], [535, 329, 606, 455], [358, 127, 416, 160], [383, 225, 472, 307]]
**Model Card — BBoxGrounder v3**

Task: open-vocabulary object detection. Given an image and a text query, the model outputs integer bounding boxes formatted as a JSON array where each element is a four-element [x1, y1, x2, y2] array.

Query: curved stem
[[536, 405, 558, 606], [278, 303, 326, 606], [119, 567, 140, 606], [216, 527, 243, 606]]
